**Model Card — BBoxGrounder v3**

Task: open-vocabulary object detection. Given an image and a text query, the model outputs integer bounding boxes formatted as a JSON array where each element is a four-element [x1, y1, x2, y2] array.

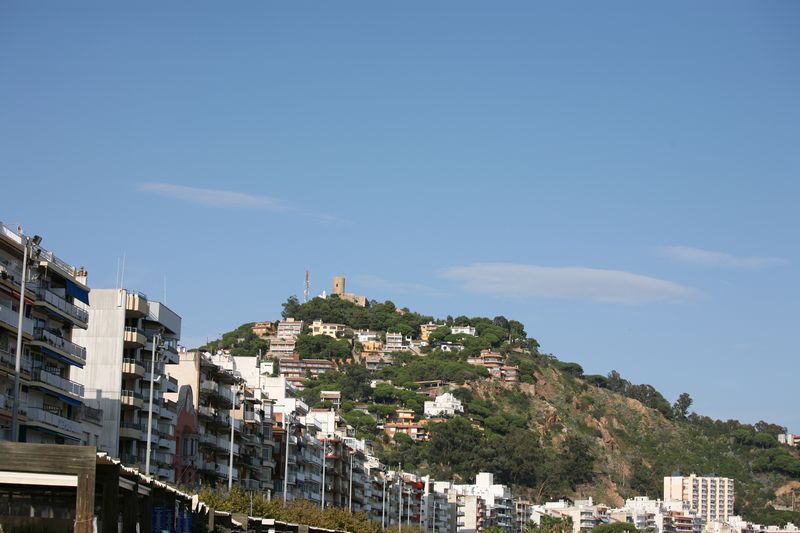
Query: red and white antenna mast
[[304, 270, 310, 303]]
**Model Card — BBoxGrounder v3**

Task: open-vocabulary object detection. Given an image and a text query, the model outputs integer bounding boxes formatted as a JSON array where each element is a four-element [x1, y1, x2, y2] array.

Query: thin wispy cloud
[[351, 275, 449, 298], [441, 262, 695, 305], [657, 245, 785, 269], [138, 182, 342, 222]]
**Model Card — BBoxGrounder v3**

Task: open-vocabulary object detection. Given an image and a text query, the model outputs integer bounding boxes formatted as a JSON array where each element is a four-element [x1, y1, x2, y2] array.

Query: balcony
[[34, 287, 89, 327], [199, 380, 217, 398], [0, 306, 34, 336], [121, 389, 144, 409], [29, 368, 85, 397], [198, 405, 214, 419], [125, 292, 148, 316], [32, 328, 86, 365], [26, 407, 82, 437], [120, 422, 144, 440], [124, 327, 146, 347], [122, 358, 145, 377], [158, 437, 177, 455]]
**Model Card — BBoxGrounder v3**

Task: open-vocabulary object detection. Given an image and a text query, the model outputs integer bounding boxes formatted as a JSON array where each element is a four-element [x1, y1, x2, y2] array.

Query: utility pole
[[145, 332, 162, 477]]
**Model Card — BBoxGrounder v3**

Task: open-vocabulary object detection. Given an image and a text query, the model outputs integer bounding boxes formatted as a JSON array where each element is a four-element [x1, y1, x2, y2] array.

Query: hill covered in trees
[[211, 295, 800, 526]]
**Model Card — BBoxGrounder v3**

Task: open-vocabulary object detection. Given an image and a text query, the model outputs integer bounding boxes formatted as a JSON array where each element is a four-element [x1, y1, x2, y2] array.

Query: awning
[[65, 280, 89, 305], [40, 346, 84, 368], [47, 391, 83, 407]]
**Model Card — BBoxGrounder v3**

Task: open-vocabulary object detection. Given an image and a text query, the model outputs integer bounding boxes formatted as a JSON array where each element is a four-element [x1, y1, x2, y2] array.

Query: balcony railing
[[33, 328, 86, 364], [30, 368, 84, 396], [26, 407, 83, 435], [34, 287, 89, 324], [0, 306, 34, 336]]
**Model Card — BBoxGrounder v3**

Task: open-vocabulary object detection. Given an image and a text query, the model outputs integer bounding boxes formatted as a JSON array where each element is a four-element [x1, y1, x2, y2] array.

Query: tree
[[592, 523, 639, 533], [672, 393, 693, 419]]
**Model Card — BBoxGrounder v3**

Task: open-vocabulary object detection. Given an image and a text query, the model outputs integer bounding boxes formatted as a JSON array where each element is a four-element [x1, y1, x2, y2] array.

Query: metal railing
[[121, 389, 143, 402], [0, 306, 34, 335], [33, 328, 86, 363], [26, 407, 83, 435], [34, 287, 89, 323], [30, 368, 84, 396]]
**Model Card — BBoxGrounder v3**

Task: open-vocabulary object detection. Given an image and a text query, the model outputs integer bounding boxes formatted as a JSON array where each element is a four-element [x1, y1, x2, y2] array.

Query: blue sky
[[1, 2, 798, 430]]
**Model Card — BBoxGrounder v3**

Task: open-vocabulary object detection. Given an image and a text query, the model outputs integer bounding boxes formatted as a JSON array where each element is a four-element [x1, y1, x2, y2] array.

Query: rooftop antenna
[[304, 270, 310, 303]]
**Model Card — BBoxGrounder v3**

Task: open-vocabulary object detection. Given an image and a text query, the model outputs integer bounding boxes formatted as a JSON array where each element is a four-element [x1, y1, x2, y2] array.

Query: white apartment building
[[73, 288, 181, 483], [424, 392, 464, 418], [436, 473, 513, 533], [664, 474, 735, 523], [354, 329, 381, 343], [276, 318, 303, 339], [607, 497, 703, 533], [0, 222, 102, 446], [451, 325, 477, 336], [385, 332, 405, 352], [531, 498, 608, 533], [267, 337, 296, 356]]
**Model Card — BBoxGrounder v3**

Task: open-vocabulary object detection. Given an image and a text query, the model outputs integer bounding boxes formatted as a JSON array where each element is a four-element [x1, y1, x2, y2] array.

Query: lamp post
[[431, 500, 436, 533], [10, 233, 41, 442], [381, 473, 387, 530], [229, 387, 243, 491], [282, 411, 296, 504], [398, 464, 403, 533], [145, 332, 162, 477], [321, 435, 330, 509], [349, 448, 354, 512]]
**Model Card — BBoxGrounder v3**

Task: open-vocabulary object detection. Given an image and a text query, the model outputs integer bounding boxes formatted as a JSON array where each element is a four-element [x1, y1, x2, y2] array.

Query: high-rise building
[[0, 222, 101, 446], [73, 288, 181, 483], [664, 474, 735, 523]]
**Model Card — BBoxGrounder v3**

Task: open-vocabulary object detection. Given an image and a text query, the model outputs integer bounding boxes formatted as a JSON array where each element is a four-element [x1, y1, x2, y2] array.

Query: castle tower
[[333, 276, 345, 296]]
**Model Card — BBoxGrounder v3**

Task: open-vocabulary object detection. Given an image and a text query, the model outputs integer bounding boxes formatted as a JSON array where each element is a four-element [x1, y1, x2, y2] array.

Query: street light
[[11, 233, 41, 442], [229, 387, 243, 491], [145, 331, 163, 477], [381, 471, 387, 530], [349, 448, 355, 512], [282, 410, 297, 504], [398, 464, 403, 533], [321, 434, 331, 510]]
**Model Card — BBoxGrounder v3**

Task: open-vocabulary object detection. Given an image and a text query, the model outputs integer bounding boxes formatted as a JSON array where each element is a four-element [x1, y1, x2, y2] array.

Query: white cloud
[[657, 245, 785, 269], [351, 274, 448, 298], [441, 262, 695, 304], [138, 182, 291, 211]]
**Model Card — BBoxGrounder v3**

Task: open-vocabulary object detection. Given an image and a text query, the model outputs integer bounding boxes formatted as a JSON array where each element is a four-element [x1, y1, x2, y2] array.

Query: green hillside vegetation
[[212, 296, 800, 526]]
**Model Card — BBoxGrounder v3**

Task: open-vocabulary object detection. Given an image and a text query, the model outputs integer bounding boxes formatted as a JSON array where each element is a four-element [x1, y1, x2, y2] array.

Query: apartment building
[[310, 320, 347, 339], [264, 376, 318, 503], [277, 318, 304, 339], [531, 498, 608, 533], [424, 392, 464, 418], [166, 349, 243, 488], [252, 321, 276, 337], [664, 474, 735, 523], [355, 330, 381, 343], [72, 288, 181, 482], [385, 332, 405, 352], [420, 322, 443, 342], [278, 353, 336, 387], [607, 497, 702, 533], [422, 479, 456, 533], [268, 337, 296, 357], [0, 223, 101, 446], [451, 325, 477, 336]]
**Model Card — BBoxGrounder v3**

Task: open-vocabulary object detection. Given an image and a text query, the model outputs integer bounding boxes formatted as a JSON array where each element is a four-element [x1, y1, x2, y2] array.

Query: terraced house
[[0, 222, 102, 446]]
